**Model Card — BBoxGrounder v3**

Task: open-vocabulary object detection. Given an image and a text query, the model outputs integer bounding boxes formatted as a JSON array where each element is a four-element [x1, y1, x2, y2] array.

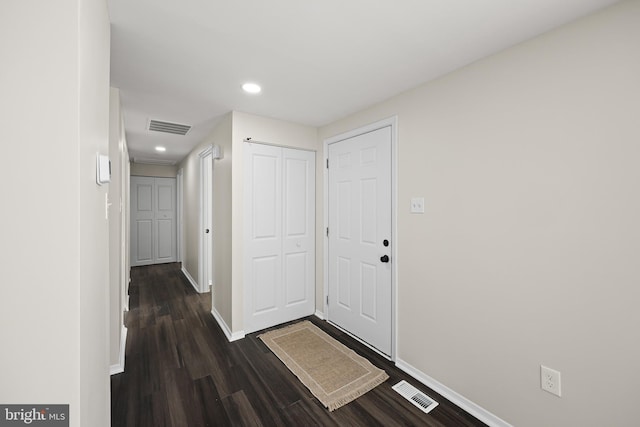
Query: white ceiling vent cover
[[148, 119, 191, 135], [392, 380, 439, 414]]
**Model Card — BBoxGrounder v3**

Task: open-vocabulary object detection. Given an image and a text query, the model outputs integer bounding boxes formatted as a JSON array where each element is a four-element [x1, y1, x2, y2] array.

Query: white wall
[[178, 113, 232, 297], [210, 115, 233, 325], [0, 0, 111, 426], [78, 0, 111, 425], [180, 111, 317, 334], [130, 162, 177, 177], [109, 88, 130, 373], [0, 0, 81, 418], [318, 2, 640, 426], [178, 145, 201, 282]]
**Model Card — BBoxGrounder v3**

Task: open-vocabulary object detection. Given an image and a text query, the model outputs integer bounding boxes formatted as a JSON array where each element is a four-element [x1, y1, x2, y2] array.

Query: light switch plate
[[411, 197, 425, 214]]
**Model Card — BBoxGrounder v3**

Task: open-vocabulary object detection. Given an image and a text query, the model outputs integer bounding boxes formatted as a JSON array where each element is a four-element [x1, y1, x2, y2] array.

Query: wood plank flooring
[[111, 263, 487, 426]]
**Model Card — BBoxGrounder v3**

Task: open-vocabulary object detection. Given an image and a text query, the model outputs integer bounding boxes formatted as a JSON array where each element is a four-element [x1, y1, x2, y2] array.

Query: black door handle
[[205, 229, 210, 233], [380, 255, 389, 263]]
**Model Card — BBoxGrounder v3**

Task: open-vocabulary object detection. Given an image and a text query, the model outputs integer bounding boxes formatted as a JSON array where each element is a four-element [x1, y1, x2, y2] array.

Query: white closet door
[[154, 177, 177, 264], [244, 143, 315, 334], [131, 176, 155, 266], [131, 176, 176, 267]]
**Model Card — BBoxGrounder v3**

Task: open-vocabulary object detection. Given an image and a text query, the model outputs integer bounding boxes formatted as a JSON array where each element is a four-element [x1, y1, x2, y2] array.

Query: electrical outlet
[[541, 365, 562, 397], [410, 197, 425, 214]]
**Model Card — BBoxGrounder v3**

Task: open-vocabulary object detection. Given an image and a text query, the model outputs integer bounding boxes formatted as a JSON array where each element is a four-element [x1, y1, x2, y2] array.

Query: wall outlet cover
[[541, 365, 562, 397]]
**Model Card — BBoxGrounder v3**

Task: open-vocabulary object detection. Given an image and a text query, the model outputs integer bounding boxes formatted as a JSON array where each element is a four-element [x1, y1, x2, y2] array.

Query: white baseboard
[[395, 359, 511, 427], [110, 325, 128, 376], [211, 308, 245, 342], [314, 309, 325, 320], [181, 266, 200, 293]]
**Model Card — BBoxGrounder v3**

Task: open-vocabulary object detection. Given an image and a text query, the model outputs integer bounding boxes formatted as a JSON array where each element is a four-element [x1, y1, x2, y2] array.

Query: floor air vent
[[148, 119, 191, 135], [392, 380, 439, 414]]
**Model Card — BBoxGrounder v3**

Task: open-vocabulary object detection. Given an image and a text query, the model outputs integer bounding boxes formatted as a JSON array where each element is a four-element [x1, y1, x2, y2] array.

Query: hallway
[[110, 263, 485, 426]]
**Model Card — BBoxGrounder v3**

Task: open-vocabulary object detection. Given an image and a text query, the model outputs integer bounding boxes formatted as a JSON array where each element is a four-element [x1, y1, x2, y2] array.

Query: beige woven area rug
[[258, 320, 389, 411]]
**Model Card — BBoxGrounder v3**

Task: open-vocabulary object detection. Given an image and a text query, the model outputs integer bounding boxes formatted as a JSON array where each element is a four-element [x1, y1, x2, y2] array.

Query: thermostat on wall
[[96, 153, 111, 185]]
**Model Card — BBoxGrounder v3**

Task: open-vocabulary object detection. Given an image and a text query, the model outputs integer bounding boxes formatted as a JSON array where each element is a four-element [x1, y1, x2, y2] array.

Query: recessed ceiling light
[[242, 82, 261, 94], [155, 146, 166, 152]]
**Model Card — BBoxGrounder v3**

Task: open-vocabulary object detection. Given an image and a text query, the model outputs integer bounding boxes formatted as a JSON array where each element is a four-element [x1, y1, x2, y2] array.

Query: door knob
[[380, 255, 389, 263], [205, 229, 210, 233]]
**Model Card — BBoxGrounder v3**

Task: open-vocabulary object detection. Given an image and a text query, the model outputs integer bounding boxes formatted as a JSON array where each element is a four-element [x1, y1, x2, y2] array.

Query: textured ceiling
[[108, 0, 620, 164]]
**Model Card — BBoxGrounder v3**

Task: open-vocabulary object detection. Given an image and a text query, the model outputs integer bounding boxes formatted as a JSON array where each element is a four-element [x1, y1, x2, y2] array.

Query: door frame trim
[[198, 145, 213, 294], [176, 167, 184, 263], [122, 152, 130, 312], [322, 116, 398, 361]]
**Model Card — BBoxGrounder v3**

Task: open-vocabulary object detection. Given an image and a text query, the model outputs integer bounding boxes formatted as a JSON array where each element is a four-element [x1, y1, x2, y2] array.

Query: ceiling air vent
[[392, 380, 439, 415], [148, 119, 191, 135]]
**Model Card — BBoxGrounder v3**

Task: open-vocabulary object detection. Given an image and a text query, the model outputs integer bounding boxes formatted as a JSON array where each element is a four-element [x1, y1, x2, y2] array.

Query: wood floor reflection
[[110, 263, 487, 427]]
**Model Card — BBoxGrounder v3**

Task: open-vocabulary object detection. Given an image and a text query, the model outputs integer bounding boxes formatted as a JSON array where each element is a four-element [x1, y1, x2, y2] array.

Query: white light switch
[[410, 197, 425, 214]]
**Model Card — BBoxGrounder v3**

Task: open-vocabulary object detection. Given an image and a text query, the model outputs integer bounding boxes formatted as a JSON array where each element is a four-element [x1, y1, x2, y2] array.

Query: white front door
[[131, 176, 177, 266], [244, 143, 316, 334], [328, 125, 393, 356]]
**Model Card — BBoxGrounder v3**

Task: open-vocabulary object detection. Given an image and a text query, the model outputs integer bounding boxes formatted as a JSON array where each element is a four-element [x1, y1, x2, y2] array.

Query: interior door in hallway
[[328, 125, 392, 356], [131, 176, 177, 266], [200, 148, 213, 293], [244, 143, 316, 334]]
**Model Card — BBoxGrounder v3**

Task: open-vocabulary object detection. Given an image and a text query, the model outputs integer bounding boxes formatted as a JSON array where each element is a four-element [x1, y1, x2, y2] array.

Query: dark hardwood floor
[[111, 263, 487, 427]]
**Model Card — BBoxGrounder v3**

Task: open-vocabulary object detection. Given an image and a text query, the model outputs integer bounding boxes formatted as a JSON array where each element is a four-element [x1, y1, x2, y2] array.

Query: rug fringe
[[327, 372, 390, 411]]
